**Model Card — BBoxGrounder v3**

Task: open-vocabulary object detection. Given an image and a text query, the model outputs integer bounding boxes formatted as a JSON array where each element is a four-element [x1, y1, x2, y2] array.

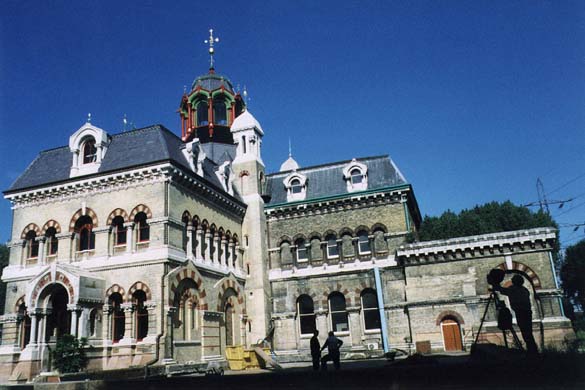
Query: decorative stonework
[[496, 261, 542, 289], [20, 223, 41, 239], [127, 281, 152, 301], [69, 207, 99, 232], [168, 264, 208, 310], [105, 284, 126, 301], [41, 220, 62, 234], [129, 204, 153, 220], [106, 208, 129, 225]]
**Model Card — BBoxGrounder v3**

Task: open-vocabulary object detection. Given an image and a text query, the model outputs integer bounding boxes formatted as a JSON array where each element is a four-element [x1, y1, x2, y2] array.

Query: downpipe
[[374, 266, 390, 353]]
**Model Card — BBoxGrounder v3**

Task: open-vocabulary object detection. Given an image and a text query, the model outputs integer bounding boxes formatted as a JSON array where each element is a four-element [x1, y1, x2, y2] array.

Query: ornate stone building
[[0, 42, 573, 380]]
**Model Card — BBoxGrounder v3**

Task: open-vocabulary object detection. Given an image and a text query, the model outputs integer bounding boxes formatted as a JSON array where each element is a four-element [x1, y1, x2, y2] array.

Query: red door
[[442, 319, 463, 351]]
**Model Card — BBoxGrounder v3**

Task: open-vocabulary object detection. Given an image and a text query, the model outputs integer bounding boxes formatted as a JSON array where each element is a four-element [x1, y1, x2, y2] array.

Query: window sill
[[364, 328, 381, 335], [358, 251, 372, 256], [299, 333, 314, 339], [327, 255, 339, 260], [333, 331, 350, 337]]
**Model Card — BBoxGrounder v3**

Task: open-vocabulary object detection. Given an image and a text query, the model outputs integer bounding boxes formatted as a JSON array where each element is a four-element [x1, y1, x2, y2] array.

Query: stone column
[[229, 242, 236, 269], [67, 304, 82, 338], [235, 244, 242, 270], [204, 231, 212, 261], [186, 224, 194, 260], [145, 302, 157, 340], [102, 304, 112, 345], [37, 309, 50, 344], [220, 236, 228, 266], [19, 239, 26, 267], [38, 237, 46, 265], [163, 307, 177, 363], [120, 303, 135, 344], [195, 227, 203, 259], [29, 311, 39, 346], [212, 234, 220, 265], [125, 222, 135, 254]]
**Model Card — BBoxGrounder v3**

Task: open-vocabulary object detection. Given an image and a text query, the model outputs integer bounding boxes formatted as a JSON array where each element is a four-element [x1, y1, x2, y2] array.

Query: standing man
[[493, 274, 539, 355], [320, 331, 343, 370], [310, 330, 321, 371]]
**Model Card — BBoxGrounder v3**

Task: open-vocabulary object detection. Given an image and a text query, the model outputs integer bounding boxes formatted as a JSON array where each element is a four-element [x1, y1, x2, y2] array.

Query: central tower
[[179, 29, 245, 144]]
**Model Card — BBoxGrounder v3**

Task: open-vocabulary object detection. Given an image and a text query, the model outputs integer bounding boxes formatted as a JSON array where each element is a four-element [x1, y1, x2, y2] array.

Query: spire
[[288, 138, 292, 158], [280, 139, 300, 172], [204, 28, 220, 71]]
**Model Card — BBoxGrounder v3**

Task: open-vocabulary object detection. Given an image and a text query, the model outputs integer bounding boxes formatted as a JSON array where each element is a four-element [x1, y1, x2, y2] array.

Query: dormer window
[[290, 179, 303, 194], [343, 159, 368, 192], [284, 172, 308, 202], [82, 139, 97, 164]]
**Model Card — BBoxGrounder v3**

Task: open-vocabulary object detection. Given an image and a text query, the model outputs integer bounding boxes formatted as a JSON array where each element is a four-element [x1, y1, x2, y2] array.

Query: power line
[[546, 172, 585, 197], [556, 200, 585, 218]]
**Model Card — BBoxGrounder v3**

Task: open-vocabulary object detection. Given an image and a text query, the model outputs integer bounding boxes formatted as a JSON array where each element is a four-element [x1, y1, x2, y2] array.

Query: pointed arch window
[[361, 289, 381, 330], [112, 216, 126, 247], [76, 216, 95, 252], [196, 100, 209, 126], [357, 231, 371, 255], [297, 295, 316, 335], [82, 139, 97, 164], [328, 292, 349, 333], [213, 98, 227, 125], [45, 227, 58, 257], [18, 303, 31, 349], [295, 238, 308, 262], [133, 290, 148, 341], [135, 212, 150, 243], [25, 231, 39, 259], [110, 293, 125, 343]]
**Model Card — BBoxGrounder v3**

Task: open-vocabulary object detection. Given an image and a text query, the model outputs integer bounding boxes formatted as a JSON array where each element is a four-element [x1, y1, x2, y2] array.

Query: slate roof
[[5, 125, 235, 197], [191, 73, 235, 93], [264, 156, 408, 206]]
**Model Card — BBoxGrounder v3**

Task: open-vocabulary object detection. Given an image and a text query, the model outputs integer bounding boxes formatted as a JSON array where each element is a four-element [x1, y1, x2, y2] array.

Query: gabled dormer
[[343, 158, 368, 192], [69, 121, 109, 178], [283, 171, 307, 202]]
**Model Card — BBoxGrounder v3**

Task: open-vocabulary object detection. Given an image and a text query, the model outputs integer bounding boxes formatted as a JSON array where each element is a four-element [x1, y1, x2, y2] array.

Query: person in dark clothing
[[310, 330, 321, 371], [320, 331, 343, 370], [493, 274, 539, 355]]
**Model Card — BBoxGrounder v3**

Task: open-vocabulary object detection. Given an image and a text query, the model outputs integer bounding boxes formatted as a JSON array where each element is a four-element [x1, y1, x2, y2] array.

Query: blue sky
[[1, 0, 584, 250]]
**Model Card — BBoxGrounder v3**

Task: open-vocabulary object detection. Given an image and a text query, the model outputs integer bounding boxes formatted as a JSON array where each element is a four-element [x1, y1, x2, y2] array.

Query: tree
[[51, 334, 90, 373], [560, 239, 585, 311]]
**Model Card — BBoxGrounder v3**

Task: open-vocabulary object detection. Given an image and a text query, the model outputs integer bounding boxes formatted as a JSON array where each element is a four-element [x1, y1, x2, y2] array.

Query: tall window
[[25, 231, 39, 259], [76, 216, 95, 251], [110, 293, 125, 343], [135, 212, 150, 242], [46, 227, 58, 257], [329, 292, 349, 333], [290, 179, 303, 194], [196, 101, 208, 126], [112, 216, 126, 246], [297, 295, 316, 335], [295, 238, 308, 262], [224, 303, 234, 346], [18, 303, 31, 349], [326, 235, 338, 259], [133, 290, 148, 341], [357, 231, 371, 254], [213, 98, 227, 125], [361, 289, 381, 330], [82, 139, 97, 164], [350, 168, 363, 184]]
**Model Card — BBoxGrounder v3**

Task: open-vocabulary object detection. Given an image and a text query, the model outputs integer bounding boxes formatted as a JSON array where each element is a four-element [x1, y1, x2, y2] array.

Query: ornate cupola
[[179, 29, 246, 144]]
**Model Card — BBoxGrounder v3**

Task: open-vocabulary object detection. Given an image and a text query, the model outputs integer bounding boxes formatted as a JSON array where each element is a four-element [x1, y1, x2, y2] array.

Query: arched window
[[88, 308, 101, 338], [361, 289, 381, 330], [329, 292, 348, 333], [25, 231, 39, 259], [135, 212, 150, 242], [297, 295, 315, 335], [357, 231, 371, 255], [112, 216, 126, 247], [82, 139, 97, 164], [45, 227, 58, 257], [290, 179, 303, 194], [350, 168, 363, 184], [280, 241, 292, 265], [109, 293, 125, 343], [213, 98, 227, 125], [18, 303, 31, 349], [76, 215, 95, 251], [196, 100, 209, 126], [326, 234, 338, 259], [133, 290, 148, 342], [295, 238, 308, 262]]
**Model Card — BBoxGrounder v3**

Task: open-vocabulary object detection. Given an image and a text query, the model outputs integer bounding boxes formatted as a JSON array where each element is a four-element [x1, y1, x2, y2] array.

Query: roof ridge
[[267, 154, 390, 177]]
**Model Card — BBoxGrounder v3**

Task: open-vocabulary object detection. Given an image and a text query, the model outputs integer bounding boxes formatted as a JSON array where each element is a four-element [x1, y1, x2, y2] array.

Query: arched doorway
[[441, 318, 463, 351], [42, 284, 71, 342]]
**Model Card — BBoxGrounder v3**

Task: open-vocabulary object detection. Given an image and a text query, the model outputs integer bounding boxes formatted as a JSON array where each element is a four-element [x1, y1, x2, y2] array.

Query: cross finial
[[204, 28, 220, 70], [87, 113, 92, 123]]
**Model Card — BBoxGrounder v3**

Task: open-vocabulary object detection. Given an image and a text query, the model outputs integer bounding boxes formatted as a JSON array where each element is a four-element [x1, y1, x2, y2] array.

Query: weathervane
[[204, 28, 220, 70]]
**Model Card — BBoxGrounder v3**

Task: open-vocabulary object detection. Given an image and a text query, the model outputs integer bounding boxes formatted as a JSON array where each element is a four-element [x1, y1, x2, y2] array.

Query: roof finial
[[123, 114, 128, 131], [87, 113, 92, 123], [204, 28, 220, 71], [243, 85, 249, 108], [288, 137, 292, 158]]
